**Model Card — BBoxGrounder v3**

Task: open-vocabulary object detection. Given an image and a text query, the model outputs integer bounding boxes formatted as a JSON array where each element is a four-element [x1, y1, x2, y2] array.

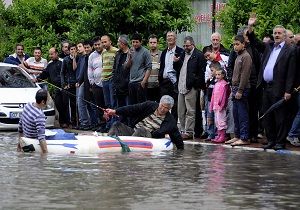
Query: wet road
[[1, 132, 300, 209]]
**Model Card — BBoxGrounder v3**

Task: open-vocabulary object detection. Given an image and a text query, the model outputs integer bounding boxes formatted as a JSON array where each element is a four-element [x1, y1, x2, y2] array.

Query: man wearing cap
[[104, 95, 184, 149]]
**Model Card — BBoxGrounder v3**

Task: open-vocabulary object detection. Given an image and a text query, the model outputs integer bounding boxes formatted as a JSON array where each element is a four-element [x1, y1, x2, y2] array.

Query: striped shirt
[[135, 112, 165, 133], [101, 47, 118, 81], [88, 50, 103, 87], [25, 57, 48, 76], [18, 102, 46, 141]]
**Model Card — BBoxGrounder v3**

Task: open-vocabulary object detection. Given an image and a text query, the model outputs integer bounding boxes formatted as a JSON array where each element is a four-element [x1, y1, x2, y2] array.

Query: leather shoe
[[273, 144, 286, 151], [262, 142, 276, 150], [181, 133, 193, 140]]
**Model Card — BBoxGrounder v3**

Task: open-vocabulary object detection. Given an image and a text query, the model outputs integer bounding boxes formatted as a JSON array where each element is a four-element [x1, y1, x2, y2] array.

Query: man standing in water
[[18, 89, 48, 153], [104, 95, 184, 149]]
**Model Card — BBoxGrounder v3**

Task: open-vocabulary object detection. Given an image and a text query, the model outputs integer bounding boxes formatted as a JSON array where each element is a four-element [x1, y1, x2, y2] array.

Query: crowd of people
[[7, 15, 300, 152]]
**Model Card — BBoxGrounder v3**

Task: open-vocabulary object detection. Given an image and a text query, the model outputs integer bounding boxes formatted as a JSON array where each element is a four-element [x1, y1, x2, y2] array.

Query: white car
[[0, 62, 55, 130]]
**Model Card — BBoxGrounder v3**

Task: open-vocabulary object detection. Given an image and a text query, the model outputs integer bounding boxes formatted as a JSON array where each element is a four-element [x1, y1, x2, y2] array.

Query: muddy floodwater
[[1, 132, 300, 209]]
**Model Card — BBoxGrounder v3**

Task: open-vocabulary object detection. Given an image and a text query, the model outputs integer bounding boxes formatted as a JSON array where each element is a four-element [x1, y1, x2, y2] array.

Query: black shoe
[[273, 144, 286, 151], [262, 142, 276, 150], [96, 127, 109, 133], [250, 138, 258, 143], [200, 132, 208, 139]]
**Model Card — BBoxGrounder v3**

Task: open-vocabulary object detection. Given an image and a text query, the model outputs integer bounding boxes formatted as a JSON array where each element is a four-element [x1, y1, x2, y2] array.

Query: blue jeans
[[206, 100, 215, 139], [232, 87, 249, 140], [103, 79, 116, 129], [102, 79, 116, 108], [288, 93, 300, 138], [76, 84, 98, 126]]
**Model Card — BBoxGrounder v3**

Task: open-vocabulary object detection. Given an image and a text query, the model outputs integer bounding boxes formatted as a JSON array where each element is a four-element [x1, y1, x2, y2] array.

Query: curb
[[184, 141, 300, 156]]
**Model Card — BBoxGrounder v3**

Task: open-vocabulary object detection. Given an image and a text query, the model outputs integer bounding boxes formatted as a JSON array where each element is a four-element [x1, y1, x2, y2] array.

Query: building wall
[[4, 0, 12, 6], [177, 0, 227, 48]]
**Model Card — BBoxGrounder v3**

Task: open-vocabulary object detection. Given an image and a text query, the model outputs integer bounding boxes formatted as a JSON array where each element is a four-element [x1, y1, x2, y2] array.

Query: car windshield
[[0, 66, 36, 88]]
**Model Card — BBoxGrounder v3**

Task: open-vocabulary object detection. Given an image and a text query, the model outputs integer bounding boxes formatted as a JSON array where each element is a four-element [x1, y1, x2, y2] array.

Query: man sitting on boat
[[17, 89, 48, 153], [104, 95, 184, 149]]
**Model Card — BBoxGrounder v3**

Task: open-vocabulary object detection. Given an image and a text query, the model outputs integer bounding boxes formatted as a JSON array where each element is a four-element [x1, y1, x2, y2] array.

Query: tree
[[217, 0, 300, 47], [0, 0, 194, 60]]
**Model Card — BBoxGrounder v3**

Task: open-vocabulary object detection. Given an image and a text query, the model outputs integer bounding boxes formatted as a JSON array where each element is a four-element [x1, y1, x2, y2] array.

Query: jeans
[[232, 87, 249, 140], [288, 93, 300, 138], [76, 84, 98, 126], [102, 79, 116, 108], [103, 79, 116, 129], [207, 101, 215, 139]]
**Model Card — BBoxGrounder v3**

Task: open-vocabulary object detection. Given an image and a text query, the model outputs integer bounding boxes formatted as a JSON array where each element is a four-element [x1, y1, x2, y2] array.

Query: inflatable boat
[[19, 129, 174, 154]]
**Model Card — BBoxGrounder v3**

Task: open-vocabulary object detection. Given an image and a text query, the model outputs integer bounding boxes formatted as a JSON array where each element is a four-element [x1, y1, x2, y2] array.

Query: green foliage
[[217, 0, 300, 48], [0, 0, 193, 60]]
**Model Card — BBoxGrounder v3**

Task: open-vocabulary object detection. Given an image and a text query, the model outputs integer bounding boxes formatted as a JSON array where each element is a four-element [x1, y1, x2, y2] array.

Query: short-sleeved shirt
[[25, 57, 48, 76]]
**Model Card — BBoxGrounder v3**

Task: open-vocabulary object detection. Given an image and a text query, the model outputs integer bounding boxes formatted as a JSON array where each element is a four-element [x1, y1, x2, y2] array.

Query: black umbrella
[[259, 86, 300, 120]]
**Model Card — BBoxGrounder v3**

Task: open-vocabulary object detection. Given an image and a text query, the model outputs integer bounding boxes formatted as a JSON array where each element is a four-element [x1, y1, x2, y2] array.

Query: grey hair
[[118, 34, 129, 45], [160, 95, 174, 107], [211, 32, 222, 40], [184, 36, 195, 45], [237, 25, 248, 36], [273, 25, 286, 36], [167, 31, 177, 38]]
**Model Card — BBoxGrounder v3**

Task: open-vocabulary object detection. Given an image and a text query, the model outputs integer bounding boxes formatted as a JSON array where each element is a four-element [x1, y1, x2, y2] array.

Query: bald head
[[286, 29, 295, 44], [101, 35, 112, 50], [49, 47, 58, 61]]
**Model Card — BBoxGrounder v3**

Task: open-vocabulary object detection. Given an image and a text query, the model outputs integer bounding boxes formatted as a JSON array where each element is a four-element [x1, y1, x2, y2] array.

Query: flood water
[[1, 132, 300, 210]]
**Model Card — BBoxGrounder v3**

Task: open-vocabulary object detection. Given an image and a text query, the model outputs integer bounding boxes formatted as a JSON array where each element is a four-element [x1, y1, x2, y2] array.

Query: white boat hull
[[20, 135, 174, 154]]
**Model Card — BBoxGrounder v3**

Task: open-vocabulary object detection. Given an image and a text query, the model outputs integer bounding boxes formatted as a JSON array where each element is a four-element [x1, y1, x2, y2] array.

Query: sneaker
[[287, 136, 300, 146], [231, 139, 250, 146], [225, 137, 239, 144], [257, 133, 264, 139]]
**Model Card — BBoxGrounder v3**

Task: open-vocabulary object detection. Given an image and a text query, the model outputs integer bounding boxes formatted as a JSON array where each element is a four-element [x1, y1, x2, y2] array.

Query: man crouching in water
[[104, 95, 184, 149], [17, 89, 48, 153]]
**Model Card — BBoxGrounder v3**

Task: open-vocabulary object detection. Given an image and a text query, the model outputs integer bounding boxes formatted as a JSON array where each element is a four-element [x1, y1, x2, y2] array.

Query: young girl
[[209, 68, 230, 143]]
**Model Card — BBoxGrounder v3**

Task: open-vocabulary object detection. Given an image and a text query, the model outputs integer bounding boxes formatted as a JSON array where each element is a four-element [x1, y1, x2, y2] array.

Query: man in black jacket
[[158, 31, 184, 121], [61, 44, 78, 127], [256, 25, 297, 150], [37, 47, 69, 127], [105, 95, 184, 149]]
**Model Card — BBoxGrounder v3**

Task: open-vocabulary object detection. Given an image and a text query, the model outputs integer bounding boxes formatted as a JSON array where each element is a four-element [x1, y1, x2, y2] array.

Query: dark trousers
[[248, 86, 259, 139], [92, 85, 105, 122], [160, 79, 178, 121], [147, 87, 160, 102], [128, 82, 147, 105], [108, 121, 151, 137], [62, 86, 77, 125], [115, 95, 129, 124], [232, 87, 249, 140], [262, 86, 290, 145], [194, 90, 204, 137], [53, 89, 68, 125]]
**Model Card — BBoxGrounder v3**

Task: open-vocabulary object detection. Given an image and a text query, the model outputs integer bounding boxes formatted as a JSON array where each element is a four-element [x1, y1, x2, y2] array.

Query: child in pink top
[[209, 69, 230, 143]]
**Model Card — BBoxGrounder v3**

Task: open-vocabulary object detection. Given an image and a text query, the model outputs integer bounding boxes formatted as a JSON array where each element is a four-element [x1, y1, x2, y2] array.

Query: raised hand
[[248, 13, 257, 26]]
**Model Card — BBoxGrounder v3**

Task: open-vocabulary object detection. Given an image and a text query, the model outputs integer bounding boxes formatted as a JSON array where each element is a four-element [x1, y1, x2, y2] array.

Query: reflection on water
[[1, 132, 300, 209]]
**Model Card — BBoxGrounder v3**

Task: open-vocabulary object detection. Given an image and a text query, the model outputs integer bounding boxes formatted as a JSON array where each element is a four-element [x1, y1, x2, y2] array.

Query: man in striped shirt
[[24, 47, 48, 78], [18, 89, 48, 153]]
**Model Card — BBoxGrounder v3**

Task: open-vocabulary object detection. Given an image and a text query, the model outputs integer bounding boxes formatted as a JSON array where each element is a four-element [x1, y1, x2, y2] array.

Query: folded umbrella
[[259, 85, 300, 120], [258, 98, 285, 120]]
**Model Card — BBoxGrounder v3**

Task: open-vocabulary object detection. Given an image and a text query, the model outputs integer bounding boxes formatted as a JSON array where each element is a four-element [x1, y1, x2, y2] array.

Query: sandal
[[231, 139, 250, 146]]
